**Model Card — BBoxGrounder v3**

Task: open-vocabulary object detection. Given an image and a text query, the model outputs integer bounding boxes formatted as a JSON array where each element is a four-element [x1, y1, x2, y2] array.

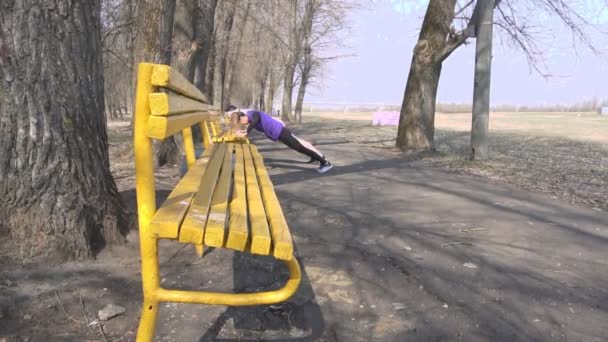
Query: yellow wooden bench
[[133, 63, 301, 342]]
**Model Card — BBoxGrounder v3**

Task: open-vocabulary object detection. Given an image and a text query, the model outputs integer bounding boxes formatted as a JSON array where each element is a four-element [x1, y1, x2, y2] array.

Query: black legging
[[278, 128, 326, 163]]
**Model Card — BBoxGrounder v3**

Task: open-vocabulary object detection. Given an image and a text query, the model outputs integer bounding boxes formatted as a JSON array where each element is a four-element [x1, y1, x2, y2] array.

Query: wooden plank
[[179, 144, 226, 244], [149, 150, 212, 239], [151, 64, 210, 103], [149, 92, 208, 116], [250, 145, 294, 260], [243, 145, 271, 255], [226, 145, 248, 251], [204, 144, 235, 247], [146, 112, 208, 139]]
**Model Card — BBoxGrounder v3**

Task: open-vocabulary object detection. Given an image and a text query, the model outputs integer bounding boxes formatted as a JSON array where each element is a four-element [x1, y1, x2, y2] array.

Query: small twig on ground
[[459, 228, 487, 232], [441, 241, 469, 247], [54, 290, 84, 324], [79, 294, 95, 336], [98, 322, 110, 342]]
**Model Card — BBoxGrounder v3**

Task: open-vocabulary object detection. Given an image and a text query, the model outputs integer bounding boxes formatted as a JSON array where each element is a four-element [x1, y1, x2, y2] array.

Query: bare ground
[[1, 114, 607, 341]]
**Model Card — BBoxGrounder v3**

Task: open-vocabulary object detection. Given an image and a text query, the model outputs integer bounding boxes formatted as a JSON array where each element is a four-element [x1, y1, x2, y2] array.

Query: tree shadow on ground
[[265, 142, 608, 341]]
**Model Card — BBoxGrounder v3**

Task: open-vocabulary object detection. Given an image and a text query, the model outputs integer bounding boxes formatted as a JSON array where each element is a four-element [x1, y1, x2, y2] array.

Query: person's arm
[[246, 111, 260, 134]]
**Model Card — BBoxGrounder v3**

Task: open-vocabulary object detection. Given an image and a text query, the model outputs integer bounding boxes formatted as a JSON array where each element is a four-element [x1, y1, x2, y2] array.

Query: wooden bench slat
[[149, 92, 209, 116], [149, 151, 212, 239], [226, 144, 248, 251], [147, 112, 210, 140], [250, 145, 294, 260], [179, 144, 226, 244], [243, 145, 272, 255], [151, 64, 210, 104], [204, 144, 235, 247]]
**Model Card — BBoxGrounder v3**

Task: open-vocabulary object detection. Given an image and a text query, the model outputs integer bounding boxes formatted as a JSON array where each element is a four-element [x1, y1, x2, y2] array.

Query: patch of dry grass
[[301, 114, 608, 211]]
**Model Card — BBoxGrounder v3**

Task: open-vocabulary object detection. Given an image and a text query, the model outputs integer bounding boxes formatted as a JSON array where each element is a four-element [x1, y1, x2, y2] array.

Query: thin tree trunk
[[0, 0, 129, 261], [395, 0, 457, 150], [265, 67, 276, 114], [281, 64, 296, 122], [259, 73, 267, 112], [294, 75, 309, 124], [281, 0, 299, 122]]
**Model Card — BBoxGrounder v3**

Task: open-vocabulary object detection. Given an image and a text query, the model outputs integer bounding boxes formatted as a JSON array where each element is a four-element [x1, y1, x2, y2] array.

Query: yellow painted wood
[[134, 63, 301, 342], [133, 63, 161, 342], [149, 92, 208, 116], [146, 112, 208, 139], [226, 145, 248, 251], [200, 121, 212, 148], [149, 153, 211, 239], [210, 120, 219, 136], [151, 64, 210, 103], [182, 127, 196, 169], [195, 244, 204, 257], [249, 145, 294, 260], [243, 145, 271, 255], [179, 144, 226, 244], [155, 257, 301, 306], [204, 144, 235, 247]]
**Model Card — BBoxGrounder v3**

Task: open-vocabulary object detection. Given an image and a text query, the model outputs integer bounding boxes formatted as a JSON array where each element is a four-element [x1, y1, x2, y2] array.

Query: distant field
[[310, 111, 608, 144], [301, 111, 607, 211]]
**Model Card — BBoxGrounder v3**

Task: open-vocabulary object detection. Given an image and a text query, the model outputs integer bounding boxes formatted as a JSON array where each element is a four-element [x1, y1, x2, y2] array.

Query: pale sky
[[305, 0, 608, 106]]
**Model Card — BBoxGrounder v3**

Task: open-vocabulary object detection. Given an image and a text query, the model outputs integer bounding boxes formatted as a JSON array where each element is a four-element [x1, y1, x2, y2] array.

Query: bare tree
[[294, 0, 353, 123], [395, 0, 607, 151], [280, 0, 301, 122], [0, 0, 129, 260]]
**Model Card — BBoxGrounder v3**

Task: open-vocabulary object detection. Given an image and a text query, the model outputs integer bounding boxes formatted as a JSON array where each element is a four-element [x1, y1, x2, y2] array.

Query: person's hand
[[234, 129, 247, 137]]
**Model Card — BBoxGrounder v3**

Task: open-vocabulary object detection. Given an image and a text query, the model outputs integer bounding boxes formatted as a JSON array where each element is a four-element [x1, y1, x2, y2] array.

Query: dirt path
[[1, 124, 607, 341]]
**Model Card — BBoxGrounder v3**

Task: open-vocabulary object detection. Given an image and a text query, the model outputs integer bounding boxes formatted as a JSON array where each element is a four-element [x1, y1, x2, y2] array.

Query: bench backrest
[[133, 63, 219, 232]]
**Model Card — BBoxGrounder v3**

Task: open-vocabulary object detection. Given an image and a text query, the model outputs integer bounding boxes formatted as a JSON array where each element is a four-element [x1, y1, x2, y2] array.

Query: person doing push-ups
[[227, 106, 333, 173]]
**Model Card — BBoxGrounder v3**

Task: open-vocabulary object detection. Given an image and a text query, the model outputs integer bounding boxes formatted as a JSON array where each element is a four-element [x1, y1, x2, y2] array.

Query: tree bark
[[470, 0, 494, 160], [224, 1, 251, 107], [155, 0, 180, 167], [0, 0, 129, 261], [212, 0, 236, 109], [396, 0, 458, 151]]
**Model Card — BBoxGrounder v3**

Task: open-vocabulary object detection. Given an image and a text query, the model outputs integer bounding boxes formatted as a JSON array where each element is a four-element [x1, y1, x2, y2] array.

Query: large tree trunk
[[396, 0, 457, 150], [155, 0, 180, 167], [224, 1, 251, 107], [0, 0, 129, 261], [176, 0, 217, 144], [212, 1, 236, 109]]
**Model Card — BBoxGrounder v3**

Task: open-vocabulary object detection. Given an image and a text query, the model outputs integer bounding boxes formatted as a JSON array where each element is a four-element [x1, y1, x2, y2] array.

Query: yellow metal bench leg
[[155, 258, 301, 306], [195, 243, 204, 257], [137, 298, 159, 342]]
